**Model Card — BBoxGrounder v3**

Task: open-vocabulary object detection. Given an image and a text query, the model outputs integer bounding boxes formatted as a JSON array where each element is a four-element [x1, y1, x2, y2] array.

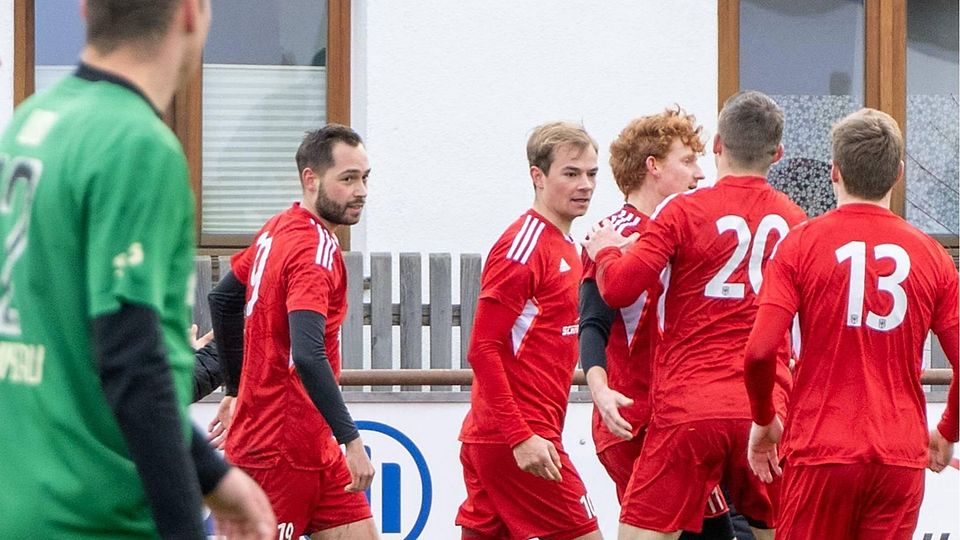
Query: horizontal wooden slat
[[339, 368, 954, 387]]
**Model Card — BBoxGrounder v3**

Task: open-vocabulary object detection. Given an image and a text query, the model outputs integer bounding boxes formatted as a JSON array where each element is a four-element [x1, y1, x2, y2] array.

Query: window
[[718, 0, 960, 249], [14, 0, 352, 250], [738, 0, 865, 218], [905, 0, 958, 238], [200, 0, 330, 243]]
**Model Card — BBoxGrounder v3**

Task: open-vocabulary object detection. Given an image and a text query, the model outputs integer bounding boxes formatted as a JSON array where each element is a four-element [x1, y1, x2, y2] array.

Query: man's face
[[314, 142, 370, 226], [535, 143, 598, 222], [654, 138, 704, 198]]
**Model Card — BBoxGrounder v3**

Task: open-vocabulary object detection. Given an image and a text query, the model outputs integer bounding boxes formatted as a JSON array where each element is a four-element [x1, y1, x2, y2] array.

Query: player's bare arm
[[585, 368, 634, 440]]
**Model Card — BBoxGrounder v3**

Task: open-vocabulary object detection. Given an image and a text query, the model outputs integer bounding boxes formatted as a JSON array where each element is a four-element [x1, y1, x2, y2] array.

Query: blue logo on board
[[358, 420, 433, 539], [203, 421, 432, 539]]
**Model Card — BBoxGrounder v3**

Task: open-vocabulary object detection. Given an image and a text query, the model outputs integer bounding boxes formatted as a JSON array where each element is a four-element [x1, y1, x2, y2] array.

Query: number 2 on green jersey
[[0, 155, 42, 337]]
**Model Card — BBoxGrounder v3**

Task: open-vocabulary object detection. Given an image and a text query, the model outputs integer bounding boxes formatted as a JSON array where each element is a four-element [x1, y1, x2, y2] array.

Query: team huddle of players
[[211, 91, 958, 540], [0, 2, 956, 539]]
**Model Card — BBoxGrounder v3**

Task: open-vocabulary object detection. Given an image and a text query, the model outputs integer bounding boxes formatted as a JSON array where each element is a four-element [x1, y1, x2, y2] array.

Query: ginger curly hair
[[609, 106, 704, 196]]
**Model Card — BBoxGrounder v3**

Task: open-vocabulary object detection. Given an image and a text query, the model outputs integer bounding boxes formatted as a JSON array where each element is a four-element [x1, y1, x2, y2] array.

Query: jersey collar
[[75, 62, 161, 117], [835, 202, 897, 218], [715, 174, 769, 187]]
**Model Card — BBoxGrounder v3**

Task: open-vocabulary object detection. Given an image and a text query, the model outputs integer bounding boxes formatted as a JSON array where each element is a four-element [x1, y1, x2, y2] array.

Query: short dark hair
[[831, 108, 904, 200], [718, 91, 784, 171], [86, 0, 183, 53], [295, 124, 364, 176]]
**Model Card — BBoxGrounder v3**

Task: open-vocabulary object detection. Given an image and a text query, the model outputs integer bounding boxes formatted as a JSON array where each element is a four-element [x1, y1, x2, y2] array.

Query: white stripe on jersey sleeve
[[657, 264, 671, 332], [518, 221, 545, 264], [620, 290, 648, 348], [315, 226, 337, 270], [511, 299, 540, 355], [510, 217, 540, 263], [614, 215, 641, 234], [315, 225, 330, 267], [506, 215, 533, 260]]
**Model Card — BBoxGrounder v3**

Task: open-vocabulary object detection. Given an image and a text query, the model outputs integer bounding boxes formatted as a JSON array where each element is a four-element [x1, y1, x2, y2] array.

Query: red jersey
[[758, 203, 960, 468], [582, 205, 658, 452], [226, 203, 348, 469], [596, 176, 806, 427], [460, 209, 582, 444]]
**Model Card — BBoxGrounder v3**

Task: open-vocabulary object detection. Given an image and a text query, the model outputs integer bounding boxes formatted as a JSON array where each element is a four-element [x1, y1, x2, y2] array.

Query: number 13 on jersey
[[836, 241, 910, 332]]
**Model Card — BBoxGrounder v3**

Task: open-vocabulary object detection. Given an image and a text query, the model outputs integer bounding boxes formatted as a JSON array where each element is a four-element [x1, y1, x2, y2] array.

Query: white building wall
[[351, 1, 719, 261], [2, 1, 719, 258]]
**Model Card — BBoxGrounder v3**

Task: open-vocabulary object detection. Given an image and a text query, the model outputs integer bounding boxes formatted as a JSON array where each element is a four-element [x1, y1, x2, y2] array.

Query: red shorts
[[456, 441, 600, 540], [243, 455, 372, 538], [597, 435, 728, 520], [778, 462, 923, 540], [597, 434, 646, 502], [620, 418, 776, 533]]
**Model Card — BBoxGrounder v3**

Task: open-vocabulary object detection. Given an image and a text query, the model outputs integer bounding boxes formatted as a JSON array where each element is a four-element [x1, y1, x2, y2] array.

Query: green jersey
[[0, 69, 196, 538]]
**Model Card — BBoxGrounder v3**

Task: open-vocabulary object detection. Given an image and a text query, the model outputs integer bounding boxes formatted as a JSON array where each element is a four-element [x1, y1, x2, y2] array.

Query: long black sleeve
[[579, 279, 616, 373], [289, 310, 359, 445], [191, 341, 222, 402], [190, 425, 230, 494], [208, 271, 246, 396], [93, 304, 205, 540]]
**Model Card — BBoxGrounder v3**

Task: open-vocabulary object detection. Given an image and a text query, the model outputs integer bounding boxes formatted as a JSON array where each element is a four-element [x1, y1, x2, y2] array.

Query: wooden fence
[[192, 252, 953, 394]]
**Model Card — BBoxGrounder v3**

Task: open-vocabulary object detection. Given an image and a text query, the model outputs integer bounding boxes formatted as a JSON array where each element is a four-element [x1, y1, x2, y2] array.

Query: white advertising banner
[[190, 401, 959, 539]]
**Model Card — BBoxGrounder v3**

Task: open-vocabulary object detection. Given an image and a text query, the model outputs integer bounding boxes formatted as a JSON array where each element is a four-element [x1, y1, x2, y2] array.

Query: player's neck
[[716, 154, 769, 181], [626, 187, 660, 217], [79, 46, 181, 114], [531, 202, 572, 234], [835, 189, 892, 210]]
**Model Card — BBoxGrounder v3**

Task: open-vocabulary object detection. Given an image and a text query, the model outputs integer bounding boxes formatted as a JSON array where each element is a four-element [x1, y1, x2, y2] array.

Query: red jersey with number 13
[[758, 204, 960, 468], [227, 202, 347, 470]]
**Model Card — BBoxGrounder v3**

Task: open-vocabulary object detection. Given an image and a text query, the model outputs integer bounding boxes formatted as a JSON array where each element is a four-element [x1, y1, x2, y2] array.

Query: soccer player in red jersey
[[208, 125, 379, 539], [579, 108, 735, 539], [583, 91, 806, 540], [456, 122, 603, 540], [744, 108, 959, 540]]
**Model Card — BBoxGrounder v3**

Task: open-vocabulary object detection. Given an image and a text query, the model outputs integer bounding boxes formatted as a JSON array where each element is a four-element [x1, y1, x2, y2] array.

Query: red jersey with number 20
[[758, 204, 960, 468], [601, 176, 806, 428], [227, 202, 347, 470], [460, 209, 582, 444], [582, 205, 658, 452]]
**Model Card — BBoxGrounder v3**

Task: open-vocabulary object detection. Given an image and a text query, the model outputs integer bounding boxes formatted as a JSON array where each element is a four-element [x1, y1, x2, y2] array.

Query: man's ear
[[530, 166, 545, 190], [712, 133, 722, 156], [771, 143, 785, 165], [645, 155, 659, 177], [301, 167, 318, 192], [830, 161, 841, 185]]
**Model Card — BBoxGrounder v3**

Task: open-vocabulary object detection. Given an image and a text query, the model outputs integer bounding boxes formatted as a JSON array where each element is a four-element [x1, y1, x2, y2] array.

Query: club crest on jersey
[[558, 258, 571, 273]]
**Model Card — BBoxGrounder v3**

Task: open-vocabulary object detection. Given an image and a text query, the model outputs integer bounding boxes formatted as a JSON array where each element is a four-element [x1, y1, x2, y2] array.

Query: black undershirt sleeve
[[208, 271, 246, 396], [579, 279, 616, 373], [190, 425, 230, 494], [191, 341, 222, 402], [93, 303, 207, 540], [289, 310, 359, 445]]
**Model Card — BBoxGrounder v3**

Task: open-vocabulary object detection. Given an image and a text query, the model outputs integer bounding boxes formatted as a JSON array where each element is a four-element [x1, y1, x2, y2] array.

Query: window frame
[[13, 0, 354, 251]]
